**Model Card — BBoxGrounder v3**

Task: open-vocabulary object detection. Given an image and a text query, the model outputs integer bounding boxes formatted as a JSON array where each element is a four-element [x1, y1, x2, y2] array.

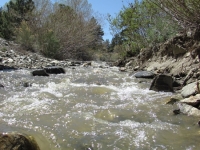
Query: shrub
[[15, 20, 35, 51], [38, 29, 61, 59]]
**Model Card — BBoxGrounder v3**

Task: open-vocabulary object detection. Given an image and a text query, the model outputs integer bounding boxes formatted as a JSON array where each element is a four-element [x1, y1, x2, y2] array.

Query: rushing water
[[0, 62, 200, 150]]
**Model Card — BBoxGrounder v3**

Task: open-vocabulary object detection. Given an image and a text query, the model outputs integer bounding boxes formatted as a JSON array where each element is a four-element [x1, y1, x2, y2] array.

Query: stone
[[23, 82, 32, 87], [134, 66, 139, 71], [0, 83, 4, 88], [181, 81, 199, 98], [133, 71, 155, 79], [82, 62, 91, 67], [173, 109, 181, 115], [177, 103, 200, 117], [180, 94, 200, 108], [177, 94, 200, 117], [119, 67, 126, 72], [7, 58, 14, 63], [165, 97, 180, 105], [44, 67, 65, 74], [32, 69, 49, 76], [150, 74, 174, 92], [0, 132, 40, 150]]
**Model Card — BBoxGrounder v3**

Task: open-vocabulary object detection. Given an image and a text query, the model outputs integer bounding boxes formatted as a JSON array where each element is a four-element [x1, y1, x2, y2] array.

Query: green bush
[[39, 30, 61, 59], [108, 0, 180, 58], [15, 20, 35, 51]]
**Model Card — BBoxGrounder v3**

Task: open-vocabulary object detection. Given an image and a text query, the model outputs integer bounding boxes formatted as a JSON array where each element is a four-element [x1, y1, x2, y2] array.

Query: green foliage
[[0, 0, 105, 60], [108, 0, 180, 58], [15, 20, 35, 51], [43, 2, 104, 60], [151, 0, 200, 39], [39, 30, 61, 59], [0, 9, 13, 39], [7, 0, 35, 22], [0, 0, 35, 40]]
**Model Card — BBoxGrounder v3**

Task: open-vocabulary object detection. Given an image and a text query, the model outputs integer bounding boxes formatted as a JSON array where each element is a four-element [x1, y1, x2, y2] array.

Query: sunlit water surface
[[0, 63, 200, 150]]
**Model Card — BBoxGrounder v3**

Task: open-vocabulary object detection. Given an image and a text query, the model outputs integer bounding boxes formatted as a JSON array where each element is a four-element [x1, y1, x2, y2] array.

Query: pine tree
[[0, 0, 35, 39]]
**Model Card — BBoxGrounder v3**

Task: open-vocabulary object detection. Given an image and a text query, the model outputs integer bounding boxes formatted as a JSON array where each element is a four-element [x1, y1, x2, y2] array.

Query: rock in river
[[44, 67, 65, 74], [0, 132, 40, 150], [133, 71, 155, 79], [175, 94, 200, 117], [181, 81, 200, 98], [32, 69, 49, 76], [150, 74, 174, 92], [32, 67, 65, 76]]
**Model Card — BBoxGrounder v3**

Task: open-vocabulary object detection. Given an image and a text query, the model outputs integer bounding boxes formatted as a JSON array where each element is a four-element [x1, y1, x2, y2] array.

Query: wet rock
[[44, 67, 65, 74], [150, 74, 174, 92], [0, 83, 4, 88], [69, 61, 82, 66], [119, 67, 126, 72], [0, 65, 16, 70], [133, 71, 155, 79], [32, 69, 49, 76], [180, 94, 200, 108], [181, 81, 199, 98], [173, 109, 181, 115], [133, 66, 139, 71], [22, 82, 32, 87], [177, 94, 200, 116], [166, 97, 180, 105], [165, 94, 182, 105], [177, 103, 200, 116], [0, 132, 40, 150], [82, 62, 91, 67]]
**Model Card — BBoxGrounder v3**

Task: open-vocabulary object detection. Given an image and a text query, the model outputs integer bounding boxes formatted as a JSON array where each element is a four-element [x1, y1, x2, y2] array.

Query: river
[[0, 62, 199, 150]]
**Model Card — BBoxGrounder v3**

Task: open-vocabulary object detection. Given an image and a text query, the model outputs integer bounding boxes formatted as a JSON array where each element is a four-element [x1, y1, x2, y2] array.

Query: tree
[[1, 0, 105, 60], [108, 0, 179, 58], [0, 0, 35, 40], [23, 0, 103, 60], [42, 1, 104, 60], [150, 0, 200, 39], [0, 8, 13, 39]]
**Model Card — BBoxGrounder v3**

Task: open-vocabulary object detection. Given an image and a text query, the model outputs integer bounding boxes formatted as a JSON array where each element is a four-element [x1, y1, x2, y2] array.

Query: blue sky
[[0, 0, 130, 41]]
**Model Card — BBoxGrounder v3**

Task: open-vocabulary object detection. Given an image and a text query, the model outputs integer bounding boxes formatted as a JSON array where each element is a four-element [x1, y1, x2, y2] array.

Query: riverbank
[[116, 33, 200, 86], [0, 37, 92, 70]]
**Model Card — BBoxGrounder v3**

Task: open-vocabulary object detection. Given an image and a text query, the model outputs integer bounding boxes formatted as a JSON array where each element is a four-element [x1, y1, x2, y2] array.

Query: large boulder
[[44, 67, 65, 74], [133, 71, 155, 79], [0, 65, 16, 70], [177, 103, 200, 117], [32, 69, 49, 76], [180, 94, 200, 108], [0, 132, 40, 150], [174, 94, 200, 117], [181, 81, 199, 98], [32, 67, 65, 76], [150, 74, 174, 92]]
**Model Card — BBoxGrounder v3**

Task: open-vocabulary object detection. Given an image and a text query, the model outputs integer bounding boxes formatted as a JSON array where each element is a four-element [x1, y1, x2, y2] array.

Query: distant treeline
[[0, 0, 104, 60]]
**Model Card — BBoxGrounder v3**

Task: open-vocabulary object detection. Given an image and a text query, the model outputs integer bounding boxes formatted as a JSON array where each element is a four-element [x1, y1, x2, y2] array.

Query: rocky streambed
[[1, 36, 200, 149]]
